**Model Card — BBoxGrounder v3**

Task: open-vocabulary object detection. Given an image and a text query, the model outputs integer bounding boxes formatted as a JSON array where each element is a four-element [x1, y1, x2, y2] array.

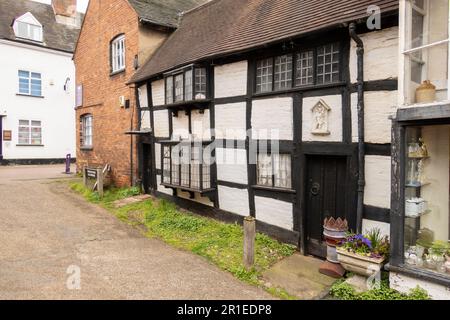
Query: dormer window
[[164, 65, 209, 105], [13, 13, 43, 42]]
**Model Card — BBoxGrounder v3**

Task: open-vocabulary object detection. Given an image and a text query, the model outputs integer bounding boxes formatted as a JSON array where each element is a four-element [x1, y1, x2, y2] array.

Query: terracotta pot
[[415, 80, 436, 103], [336, 247, 385, 277]]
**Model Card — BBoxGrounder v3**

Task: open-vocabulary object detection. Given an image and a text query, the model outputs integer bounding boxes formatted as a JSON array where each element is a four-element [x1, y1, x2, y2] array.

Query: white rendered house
[[0, 0, 82, 164]]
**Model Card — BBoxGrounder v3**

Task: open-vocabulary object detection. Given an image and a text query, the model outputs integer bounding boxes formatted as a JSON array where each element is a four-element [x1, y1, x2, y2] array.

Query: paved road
[[0, 165, 271, 299]]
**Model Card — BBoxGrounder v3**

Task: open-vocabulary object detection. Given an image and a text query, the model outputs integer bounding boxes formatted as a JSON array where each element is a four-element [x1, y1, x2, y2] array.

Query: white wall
[[216, 148, 248, 184], [350, 27, 399, 83], [364, 155, 391, 209], [351, 91, 397, 144], [255, 196, 293, 230], [172, 111, 189, 140], [191, 109, 211, 140], [214, 61, 248, 98], [218, 186, 249, 216], [153, 110, 170, 138], [156, 175, 173, 195], [0, 40, 75, 159], [302, 95, 342, 142], [252, 97, 293, 140], [362, 219, 390, 238], [215, 102, 247, 140], [390, 272, 450, 300], [151, 79, 165, 106], [154, 142, 161, 170]]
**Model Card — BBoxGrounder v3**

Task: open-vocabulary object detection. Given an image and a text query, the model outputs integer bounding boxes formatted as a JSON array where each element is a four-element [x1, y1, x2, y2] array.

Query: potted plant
[[336, 228, 390, 277], [425, 240, 450, 273]]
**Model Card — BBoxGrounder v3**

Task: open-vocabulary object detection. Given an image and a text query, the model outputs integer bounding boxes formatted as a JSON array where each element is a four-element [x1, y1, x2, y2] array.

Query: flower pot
[[336, 247, 386, 277]]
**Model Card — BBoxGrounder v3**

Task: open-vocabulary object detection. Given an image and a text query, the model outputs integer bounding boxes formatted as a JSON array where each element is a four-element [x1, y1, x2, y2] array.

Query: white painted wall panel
[[214, 61, 248, 98], [362, 219, 390, 239], [364, 155, 391, 209], [153, 110, 170, 138], [390, 272, 450, 300], [255, 196, 293, 230], [215, 103, 247, 140], [252, 97, 293, 140], [302, 95, 342, 142], [351, 91, 397, 143], [138, 84, 148, 108], [156, 175, 173, 195], [218, 186, 249, 216], [216, 148, 248, 184], [350, 27, 398, 83], [151, 79, 165, 106], [172, 111, 189, 140], [191, 109, 211, 140]]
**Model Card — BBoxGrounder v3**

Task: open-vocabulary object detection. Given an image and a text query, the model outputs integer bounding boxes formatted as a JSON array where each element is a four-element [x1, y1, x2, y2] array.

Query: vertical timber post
[[243, 216, 256, 270], [83, 165, 87, 186], [97, 167, 104, 198]]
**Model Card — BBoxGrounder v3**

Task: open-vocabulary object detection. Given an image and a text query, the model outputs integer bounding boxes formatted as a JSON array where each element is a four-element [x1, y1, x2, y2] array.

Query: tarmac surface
[[0, 165, 271, 300]]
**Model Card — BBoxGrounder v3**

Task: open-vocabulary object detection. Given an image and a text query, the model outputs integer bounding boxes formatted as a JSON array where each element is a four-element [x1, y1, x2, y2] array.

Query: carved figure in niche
[[311, 99, 331, 135]]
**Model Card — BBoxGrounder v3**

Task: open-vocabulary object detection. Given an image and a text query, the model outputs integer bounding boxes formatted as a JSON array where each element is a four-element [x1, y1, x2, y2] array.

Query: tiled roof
[[131, 0, 399, 83], [0, 0, 83, 53], [128, 0, 209, 28]]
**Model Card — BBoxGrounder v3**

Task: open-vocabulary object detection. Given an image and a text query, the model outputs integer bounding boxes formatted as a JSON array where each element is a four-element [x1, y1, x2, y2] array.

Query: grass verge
[[69, 181, 297, 299]]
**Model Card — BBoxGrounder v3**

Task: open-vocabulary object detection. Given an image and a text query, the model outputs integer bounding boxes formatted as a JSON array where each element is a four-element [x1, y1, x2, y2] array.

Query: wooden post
[[243, 216, 256, 270], [97, 167, 104, 198], [83, 165, 87, 186]]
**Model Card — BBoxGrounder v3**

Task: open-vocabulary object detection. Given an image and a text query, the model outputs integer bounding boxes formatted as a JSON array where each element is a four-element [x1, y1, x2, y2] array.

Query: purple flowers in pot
[[339, 228, 390, 259]]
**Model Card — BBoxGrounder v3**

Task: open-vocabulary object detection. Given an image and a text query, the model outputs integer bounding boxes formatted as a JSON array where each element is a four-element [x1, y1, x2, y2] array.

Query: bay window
[[161, 143, 214, 192], [164, 66, 209, 105], [401, 0, 450, 105]]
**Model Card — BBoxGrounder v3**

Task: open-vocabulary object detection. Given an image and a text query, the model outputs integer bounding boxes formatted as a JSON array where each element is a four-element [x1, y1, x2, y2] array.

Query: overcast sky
[[31, 0, 89, 13]]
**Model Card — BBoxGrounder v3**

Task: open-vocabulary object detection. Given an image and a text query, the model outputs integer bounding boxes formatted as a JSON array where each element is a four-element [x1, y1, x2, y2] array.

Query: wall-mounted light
[[64, 77, 71, 93]]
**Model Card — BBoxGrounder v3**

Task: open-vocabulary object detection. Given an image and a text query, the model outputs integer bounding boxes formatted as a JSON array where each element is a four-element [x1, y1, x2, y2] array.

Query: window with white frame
[[18, 120, 42, 145], [18, 70, 42, 96], [111, 35, 126, 73], [401, 0, 450, 105], [296, 50, 314, 86], [81, 114, 93, 148], [316, 43, 340, 85], [274, 54, 293, 90], [15, 20, 42, 42], [256, 58, 274, 93], [257, 153, 292, 189]]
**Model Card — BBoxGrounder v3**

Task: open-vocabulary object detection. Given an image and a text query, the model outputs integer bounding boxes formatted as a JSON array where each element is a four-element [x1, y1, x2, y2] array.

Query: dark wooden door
[[142, 143, 153, 193], [305, 156, 347, 258]]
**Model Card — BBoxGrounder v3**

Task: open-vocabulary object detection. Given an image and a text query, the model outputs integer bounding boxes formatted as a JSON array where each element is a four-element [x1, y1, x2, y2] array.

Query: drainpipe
[[349, 22, 365, 234]]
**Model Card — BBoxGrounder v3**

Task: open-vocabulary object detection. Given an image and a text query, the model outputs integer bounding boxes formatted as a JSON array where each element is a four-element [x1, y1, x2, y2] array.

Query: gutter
[[349, 22, 365, 233]]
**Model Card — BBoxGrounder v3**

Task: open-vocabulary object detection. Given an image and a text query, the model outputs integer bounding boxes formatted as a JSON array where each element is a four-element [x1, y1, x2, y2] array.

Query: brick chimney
[[52, 0, 77, 18]]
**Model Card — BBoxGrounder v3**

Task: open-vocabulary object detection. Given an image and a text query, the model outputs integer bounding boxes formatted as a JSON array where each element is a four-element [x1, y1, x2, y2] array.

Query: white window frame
[[18, 70, 42, 96], [13, 13, 43, 42], [256, 153, 292, 189], [18, 120, 42, 145], [81, 115, 93, 148], [399, 0, 450, 106], [111, 35, 126, 73]]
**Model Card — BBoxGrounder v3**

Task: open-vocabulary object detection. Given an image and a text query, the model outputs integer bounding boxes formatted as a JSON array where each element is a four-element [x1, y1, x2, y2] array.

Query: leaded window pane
[[295, 50, 314, 86], [256, 58, 273, 93], [166, 77, 174, 104], [174, 74, 184, 102], [184, 69, 193, 101], [273, 154, 292, 189], [317, 43, 340, 84], [274, 54, 293, 90], [257, 154, 273, 187], [194, 68, 207, 100]]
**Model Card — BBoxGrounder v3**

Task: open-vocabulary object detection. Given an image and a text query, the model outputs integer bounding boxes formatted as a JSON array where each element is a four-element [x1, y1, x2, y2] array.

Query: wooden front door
[[142, 143, 153, 193], [305, 155, 347, 258]]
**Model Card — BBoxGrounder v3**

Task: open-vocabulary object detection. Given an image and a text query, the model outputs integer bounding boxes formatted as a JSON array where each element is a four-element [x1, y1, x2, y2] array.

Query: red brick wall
[[74, 0, 140, 187]]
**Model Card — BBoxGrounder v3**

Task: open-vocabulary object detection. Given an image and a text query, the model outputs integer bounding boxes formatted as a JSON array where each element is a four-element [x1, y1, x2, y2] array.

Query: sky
[[31, 0, 89, 13]]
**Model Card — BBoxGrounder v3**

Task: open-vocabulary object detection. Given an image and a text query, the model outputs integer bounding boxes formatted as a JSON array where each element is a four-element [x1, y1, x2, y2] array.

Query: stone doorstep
[[262, 253, 337, 300], [113, 194, 152, 208]]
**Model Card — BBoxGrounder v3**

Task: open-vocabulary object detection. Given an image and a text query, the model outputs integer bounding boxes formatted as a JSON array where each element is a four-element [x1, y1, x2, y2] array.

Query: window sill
[[110, 69, 125, 77], [160, 99, 211, 111], [80, 147, 93, 151], [252, 81, 346, 98], [386, 263, 450, 287], [160, 182, 215, 194], [16, 93, 44, 98], [16, 144, 44, 147], [252, 185, 296, 194]]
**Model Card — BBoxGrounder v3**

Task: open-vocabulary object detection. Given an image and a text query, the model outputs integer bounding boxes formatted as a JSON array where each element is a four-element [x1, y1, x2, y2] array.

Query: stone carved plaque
[[311, 99, 331, 136]]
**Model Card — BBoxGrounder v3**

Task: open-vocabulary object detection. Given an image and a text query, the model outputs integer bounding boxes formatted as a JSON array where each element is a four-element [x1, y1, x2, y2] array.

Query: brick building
[[74, 0, 206, 186]]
